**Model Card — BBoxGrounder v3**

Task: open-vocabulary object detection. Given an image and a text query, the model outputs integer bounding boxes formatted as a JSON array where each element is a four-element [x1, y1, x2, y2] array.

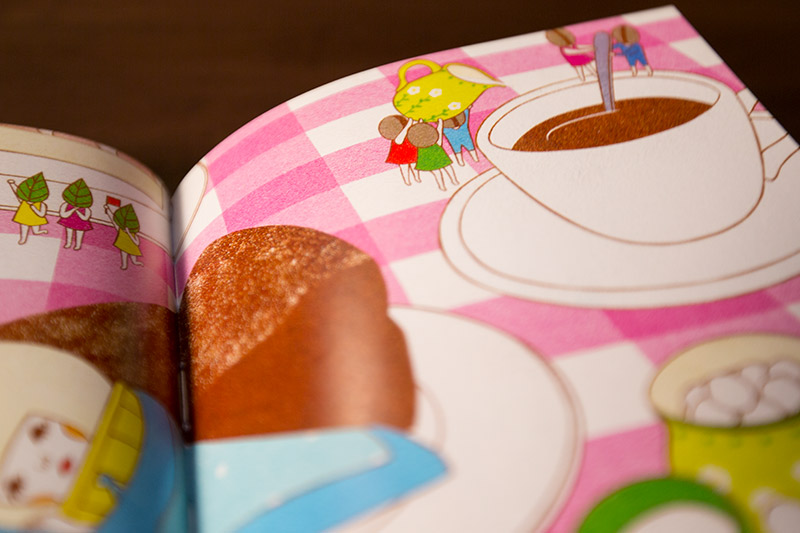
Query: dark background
[[1, 1, 797, 192]]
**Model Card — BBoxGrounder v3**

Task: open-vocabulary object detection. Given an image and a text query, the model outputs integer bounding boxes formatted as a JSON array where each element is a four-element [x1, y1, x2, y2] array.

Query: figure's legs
[[74, 230, 84, 250], [18, 225, 29, 245], [468, 149, 480, 162], [645, 64, 653, 76], [399, 165, 412, 186], [64, 228, 73, 248], [32, 225, 47, 235], [574, 66, 585, 81], [585, 62, 597, 76], [444, 165, 459, 186], [121, 252, 129, 270], [631, 64, 638, 76], [432, 170, 446, 191], [131, 255, 143, 266], [411, 166, 421, 183], [454, 151, 465, 166]]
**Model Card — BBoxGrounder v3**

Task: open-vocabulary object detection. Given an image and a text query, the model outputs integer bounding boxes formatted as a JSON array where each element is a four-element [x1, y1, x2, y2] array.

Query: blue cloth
[[443, 109, 476, 152], [99, 392, 187, 533], [239, 427, 446, 532], [613, 42, 648, 67]]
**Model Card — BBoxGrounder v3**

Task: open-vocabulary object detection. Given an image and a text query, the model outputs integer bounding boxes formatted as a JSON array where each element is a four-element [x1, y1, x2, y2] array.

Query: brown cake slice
[[0, 302, 180, 419], [180, 225, 415, 441]]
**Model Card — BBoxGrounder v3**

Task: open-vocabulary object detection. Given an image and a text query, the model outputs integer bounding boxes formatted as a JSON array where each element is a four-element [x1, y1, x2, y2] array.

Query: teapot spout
[[445, 64, 504, 87]]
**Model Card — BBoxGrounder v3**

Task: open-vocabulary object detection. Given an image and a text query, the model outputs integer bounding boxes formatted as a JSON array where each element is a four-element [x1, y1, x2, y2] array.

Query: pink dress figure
[[546, 27, 596, 81], [58, 204, 93, 250], [58, 179, 94, 250]]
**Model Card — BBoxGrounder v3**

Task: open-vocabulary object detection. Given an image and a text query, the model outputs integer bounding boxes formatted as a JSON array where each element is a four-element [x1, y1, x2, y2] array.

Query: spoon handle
[[593, 31, 615, 112]]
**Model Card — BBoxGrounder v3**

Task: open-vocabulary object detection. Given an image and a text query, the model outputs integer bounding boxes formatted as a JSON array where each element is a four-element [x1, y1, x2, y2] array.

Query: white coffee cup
[[477, 72, 765, 244]]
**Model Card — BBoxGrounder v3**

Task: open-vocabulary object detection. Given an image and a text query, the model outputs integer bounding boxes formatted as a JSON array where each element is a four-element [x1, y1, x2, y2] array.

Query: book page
[[174, 6, 800, 532], [0, 125, 186, 531]]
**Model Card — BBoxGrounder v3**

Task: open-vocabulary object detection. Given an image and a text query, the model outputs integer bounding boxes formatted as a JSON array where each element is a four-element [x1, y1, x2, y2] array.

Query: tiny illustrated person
[[379, 114, 420, 186], [104, 202, 143, 270], [546, 27, 596, 81], [407, 119, 458, 191], [612, 24, 653, 77], [7, 173, 49, 245], [442, 108, 480, 166], [58, 178, 94, 251]]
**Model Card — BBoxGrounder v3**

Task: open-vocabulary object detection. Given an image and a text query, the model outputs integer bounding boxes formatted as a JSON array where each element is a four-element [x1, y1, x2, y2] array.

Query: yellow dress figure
[[105, 203, 143, 270], [12, 201, 47, 227], [113, 229, 142, 257], [8, 176, 49, 245]]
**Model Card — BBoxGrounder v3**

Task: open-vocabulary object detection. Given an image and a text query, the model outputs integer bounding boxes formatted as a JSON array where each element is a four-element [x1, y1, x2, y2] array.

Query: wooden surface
[[1, 0, 797, 192]]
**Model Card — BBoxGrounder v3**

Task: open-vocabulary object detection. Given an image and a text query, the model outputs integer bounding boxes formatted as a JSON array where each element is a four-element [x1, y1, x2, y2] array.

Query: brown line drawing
[[438, 166, 800, 309]]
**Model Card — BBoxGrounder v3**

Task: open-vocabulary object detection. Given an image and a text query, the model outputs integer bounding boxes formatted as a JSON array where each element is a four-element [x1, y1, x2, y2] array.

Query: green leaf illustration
[[62, 179, 93, 208], [113, 204, 140, 232], [16, 172, 49, 203]]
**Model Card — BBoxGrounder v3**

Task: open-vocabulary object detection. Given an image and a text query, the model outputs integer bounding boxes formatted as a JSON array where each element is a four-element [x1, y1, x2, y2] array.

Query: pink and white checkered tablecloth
[[168, 6, 800, 530]]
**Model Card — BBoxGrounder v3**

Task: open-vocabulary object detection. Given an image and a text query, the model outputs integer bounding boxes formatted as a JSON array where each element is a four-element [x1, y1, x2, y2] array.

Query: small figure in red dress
[[379, 115, 419, 186]]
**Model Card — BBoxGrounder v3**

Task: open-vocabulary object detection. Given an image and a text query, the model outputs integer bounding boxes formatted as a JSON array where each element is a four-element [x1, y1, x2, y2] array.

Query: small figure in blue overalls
[[612, 24, 653, 77]]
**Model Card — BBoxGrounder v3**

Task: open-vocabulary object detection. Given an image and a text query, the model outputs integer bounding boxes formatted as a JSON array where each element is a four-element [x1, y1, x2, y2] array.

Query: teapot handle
[[397, 59, 441, 91]]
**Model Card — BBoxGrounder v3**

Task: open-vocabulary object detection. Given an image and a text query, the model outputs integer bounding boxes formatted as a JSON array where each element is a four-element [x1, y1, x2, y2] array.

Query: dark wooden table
[[1, 0, 797, 192]]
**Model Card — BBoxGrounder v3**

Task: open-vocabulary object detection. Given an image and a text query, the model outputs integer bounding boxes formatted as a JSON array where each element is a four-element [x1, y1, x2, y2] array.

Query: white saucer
[[439, 150, 800, 308], [341, 307, 582, 533]]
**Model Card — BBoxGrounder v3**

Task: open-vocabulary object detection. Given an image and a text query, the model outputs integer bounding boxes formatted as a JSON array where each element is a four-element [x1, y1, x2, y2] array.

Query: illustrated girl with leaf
[[7, 172, 49, 245], [104, 201, 143, 270], [58, 178, 94, 250]]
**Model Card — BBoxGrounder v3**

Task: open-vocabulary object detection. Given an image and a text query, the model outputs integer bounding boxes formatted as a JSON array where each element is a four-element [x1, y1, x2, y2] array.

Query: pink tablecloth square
[[636, 306, 800, 367], [207, 108, 307, 185], [638, 15, 700, 44], [211, 132, 322, 209], [222, 158, 339, 232], [605, 290, 782, 339], [454, 296, 627, 358], [293, 78, 397, 132], [363, 200, 447, 263], [0, 279, 51, 325]]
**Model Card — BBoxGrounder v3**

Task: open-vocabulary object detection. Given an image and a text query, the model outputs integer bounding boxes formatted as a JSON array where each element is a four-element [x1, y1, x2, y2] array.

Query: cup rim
[[479, 70, 729, 154], [649, 333, 800, 424]]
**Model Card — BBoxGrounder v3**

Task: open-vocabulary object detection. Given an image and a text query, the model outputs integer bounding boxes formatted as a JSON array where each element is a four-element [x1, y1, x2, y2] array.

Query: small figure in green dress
[[407, 119, 458, 191], [7, 173, 50, 245], [105, 202, 143, 270]]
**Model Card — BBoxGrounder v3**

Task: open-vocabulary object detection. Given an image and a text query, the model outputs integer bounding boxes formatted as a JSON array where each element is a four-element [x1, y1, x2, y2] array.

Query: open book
[[1, 5, 799, 532]]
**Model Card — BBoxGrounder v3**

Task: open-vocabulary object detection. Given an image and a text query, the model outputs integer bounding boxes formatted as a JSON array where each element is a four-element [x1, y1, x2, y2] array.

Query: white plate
[[439, 150, 800, 308], [341, 307, 582, 533]]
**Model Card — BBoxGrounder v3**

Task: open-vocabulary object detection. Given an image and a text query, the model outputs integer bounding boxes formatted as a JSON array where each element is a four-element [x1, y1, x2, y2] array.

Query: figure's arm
[[59, 203, 76, 218], [77, 207, 92, 221], [6, 179, 21, 203], [104, 204, 117, 226], [396, 117, 414, 143], [562, 44, 594, 55], [31, 202, 47, 217], [126, 228, 140, 245], [436, 119, 444, 146]]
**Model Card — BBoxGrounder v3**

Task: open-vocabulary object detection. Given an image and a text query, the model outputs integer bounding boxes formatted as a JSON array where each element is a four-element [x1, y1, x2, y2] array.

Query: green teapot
[[393, 59, 503, 122]]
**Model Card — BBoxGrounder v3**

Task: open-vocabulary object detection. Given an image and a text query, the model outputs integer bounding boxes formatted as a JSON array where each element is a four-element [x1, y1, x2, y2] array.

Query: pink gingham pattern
[[0, 210, 174, 324], [173, 6, 800, 531]]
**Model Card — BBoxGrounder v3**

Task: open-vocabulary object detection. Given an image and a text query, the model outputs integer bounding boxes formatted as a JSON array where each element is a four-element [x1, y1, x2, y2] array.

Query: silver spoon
[[593, 31, 615, 112]]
